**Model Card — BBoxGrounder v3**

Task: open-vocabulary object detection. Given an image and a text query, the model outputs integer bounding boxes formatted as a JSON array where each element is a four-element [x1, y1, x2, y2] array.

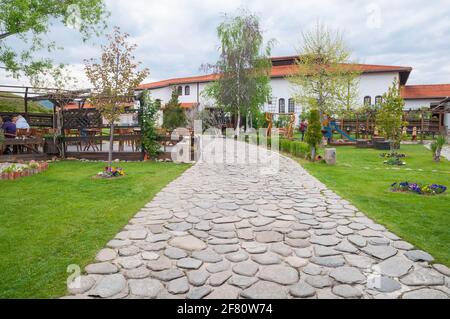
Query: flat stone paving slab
[[66, 140, 449, 299]]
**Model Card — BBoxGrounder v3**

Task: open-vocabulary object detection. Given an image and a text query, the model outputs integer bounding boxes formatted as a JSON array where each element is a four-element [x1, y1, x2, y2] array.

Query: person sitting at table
[[1, 116, 16, 154], [2, 116, 16, 138], [13, 115, 30, 130]]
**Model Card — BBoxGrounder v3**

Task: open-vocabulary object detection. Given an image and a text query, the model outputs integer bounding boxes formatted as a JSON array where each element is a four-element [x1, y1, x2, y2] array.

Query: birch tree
[[204, 11, 273, 136], [84, 27, 149, 169]]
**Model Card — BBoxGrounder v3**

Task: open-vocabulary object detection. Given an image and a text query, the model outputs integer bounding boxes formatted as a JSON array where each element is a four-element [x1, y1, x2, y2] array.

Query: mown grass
[[0, 161, 190, 298], [297, 144, 450, 266]]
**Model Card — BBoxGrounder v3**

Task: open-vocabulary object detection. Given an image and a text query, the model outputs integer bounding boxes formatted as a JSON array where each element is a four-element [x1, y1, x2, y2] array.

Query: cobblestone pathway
[[66, 140, 450, 299]]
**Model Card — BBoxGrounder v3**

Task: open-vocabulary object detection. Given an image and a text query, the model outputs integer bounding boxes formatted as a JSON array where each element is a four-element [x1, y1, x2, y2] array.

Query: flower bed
[[96, 166, 125, 179], [391, 182, 447, 195], [0, 161, 49, 181]]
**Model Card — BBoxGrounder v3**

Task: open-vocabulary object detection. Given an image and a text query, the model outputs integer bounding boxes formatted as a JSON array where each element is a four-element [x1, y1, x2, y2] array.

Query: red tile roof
[[138, 63, 412, 90], [401, 84, 450, 99], [63, 101, 134, 110], [64, 102, 96, 110], [180, 102, 199, 109]]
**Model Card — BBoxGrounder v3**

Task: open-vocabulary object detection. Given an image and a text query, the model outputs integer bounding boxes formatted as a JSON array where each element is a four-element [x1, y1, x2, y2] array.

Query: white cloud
[[2, 0, 449, 86]]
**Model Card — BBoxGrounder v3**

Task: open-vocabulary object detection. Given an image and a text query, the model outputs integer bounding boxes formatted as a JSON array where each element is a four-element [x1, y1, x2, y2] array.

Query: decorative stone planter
[[0, 162, 49, 181], [44, 138, 59, 155], [374, 140, 392, 151]]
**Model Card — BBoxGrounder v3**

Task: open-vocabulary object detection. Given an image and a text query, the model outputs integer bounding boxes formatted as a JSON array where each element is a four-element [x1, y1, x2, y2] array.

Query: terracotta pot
[[13, 171, 20, 179]]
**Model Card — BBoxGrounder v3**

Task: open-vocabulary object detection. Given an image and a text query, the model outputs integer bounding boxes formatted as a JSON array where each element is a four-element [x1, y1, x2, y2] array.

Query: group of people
[[1, 115, 30, 138], [1, 115, 30, 154]]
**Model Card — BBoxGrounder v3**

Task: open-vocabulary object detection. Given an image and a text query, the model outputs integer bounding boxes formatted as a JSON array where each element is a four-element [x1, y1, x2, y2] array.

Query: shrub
[[162, 89, 186, 130], [305, 109, 322, 161], [431, 135, 447, 162], [279, 138, 310, 159]]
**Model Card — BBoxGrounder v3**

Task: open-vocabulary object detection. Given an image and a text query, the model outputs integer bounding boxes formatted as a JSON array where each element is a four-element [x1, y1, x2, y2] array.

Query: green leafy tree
[[163, 89, 186, 130], [305, 108, 322, 161], [251, 109, 268, 129], [0, 0, 108, 79], [84, 27, 149, 170], [289, 22, 360, 118], [203, 10, 273, 135], [139, 90, 161, 159], [376, 79, 407, 154]]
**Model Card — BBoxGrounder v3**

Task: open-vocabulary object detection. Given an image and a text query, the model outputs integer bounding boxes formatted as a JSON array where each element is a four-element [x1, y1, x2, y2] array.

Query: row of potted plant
[[0, 161, 49, 180], [391, 182, 447, 195], [380, 152, 406, 158]]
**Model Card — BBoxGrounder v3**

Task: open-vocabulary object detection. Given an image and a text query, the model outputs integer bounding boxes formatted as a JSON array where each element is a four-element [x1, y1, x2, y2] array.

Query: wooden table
[[82, 129, 101, 152], [2, 137, 45, 154]]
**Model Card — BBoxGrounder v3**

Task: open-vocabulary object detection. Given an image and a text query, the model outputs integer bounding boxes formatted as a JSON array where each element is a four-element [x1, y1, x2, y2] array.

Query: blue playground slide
[[327, 121, 357, 142]]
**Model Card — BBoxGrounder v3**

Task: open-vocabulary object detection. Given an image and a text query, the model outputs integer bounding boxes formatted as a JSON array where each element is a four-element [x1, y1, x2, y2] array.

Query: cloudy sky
[[2, 0, 450, 87]]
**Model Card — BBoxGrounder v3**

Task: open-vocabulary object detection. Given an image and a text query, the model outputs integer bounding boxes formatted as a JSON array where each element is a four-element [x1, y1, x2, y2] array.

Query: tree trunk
[[390, 140, 396, 156], [434, 148, 442, 162], [236, 110, 241, 137], [108, 123, 115, 169], [311, 146, 316, 162]]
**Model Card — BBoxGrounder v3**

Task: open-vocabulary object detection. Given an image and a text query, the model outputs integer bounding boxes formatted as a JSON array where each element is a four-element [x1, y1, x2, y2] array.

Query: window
[[177, 86, 182, 96], [288, 98, 295, 113], [364, 96, 371, 106], [375, 95, 382, 105], [185, 86, 190, 96], [279, 98, 286, 113]]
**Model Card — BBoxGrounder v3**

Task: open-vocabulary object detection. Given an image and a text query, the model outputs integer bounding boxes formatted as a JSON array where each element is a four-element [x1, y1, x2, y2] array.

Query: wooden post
[[420, 111, 424, 143], [366, 116, 369, 139], [356, 114, 359, 139], [24, 87, 29, 118]]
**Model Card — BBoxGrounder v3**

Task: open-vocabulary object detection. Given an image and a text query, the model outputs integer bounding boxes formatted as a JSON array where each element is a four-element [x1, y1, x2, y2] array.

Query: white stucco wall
[[146, 71, 445, 128], [358, 72, 399, 104]]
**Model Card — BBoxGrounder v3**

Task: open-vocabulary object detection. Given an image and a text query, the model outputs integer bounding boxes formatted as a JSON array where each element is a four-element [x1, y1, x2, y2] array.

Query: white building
[[137, 56, 450, 129]]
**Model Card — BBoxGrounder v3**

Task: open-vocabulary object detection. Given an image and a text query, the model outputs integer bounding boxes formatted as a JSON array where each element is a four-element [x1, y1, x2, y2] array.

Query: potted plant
[[44, 133, 61, 155], [10, 165, 20, 180], [3, 166, 14, 180], [28, 161, 39, 175]]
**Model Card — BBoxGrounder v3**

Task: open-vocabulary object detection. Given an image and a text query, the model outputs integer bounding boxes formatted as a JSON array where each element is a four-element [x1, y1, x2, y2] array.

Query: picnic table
[[2, 137, 45, 154]]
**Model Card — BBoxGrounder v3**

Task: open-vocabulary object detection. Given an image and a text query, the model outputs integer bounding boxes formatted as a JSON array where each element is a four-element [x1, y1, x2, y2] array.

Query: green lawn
[[0, 161, 190, 299], [298, 144, 450, 266]]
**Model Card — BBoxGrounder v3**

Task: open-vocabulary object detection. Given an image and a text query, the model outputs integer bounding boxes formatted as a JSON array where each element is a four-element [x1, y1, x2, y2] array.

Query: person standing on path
[[299, 119, 308, 141]]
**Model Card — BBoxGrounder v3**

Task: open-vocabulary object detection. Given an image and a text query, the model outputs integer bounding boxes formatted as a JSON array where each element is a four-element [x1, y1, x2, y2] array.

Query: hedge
[[280, 139, 311, 159], [244, 135, 311, 160]]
